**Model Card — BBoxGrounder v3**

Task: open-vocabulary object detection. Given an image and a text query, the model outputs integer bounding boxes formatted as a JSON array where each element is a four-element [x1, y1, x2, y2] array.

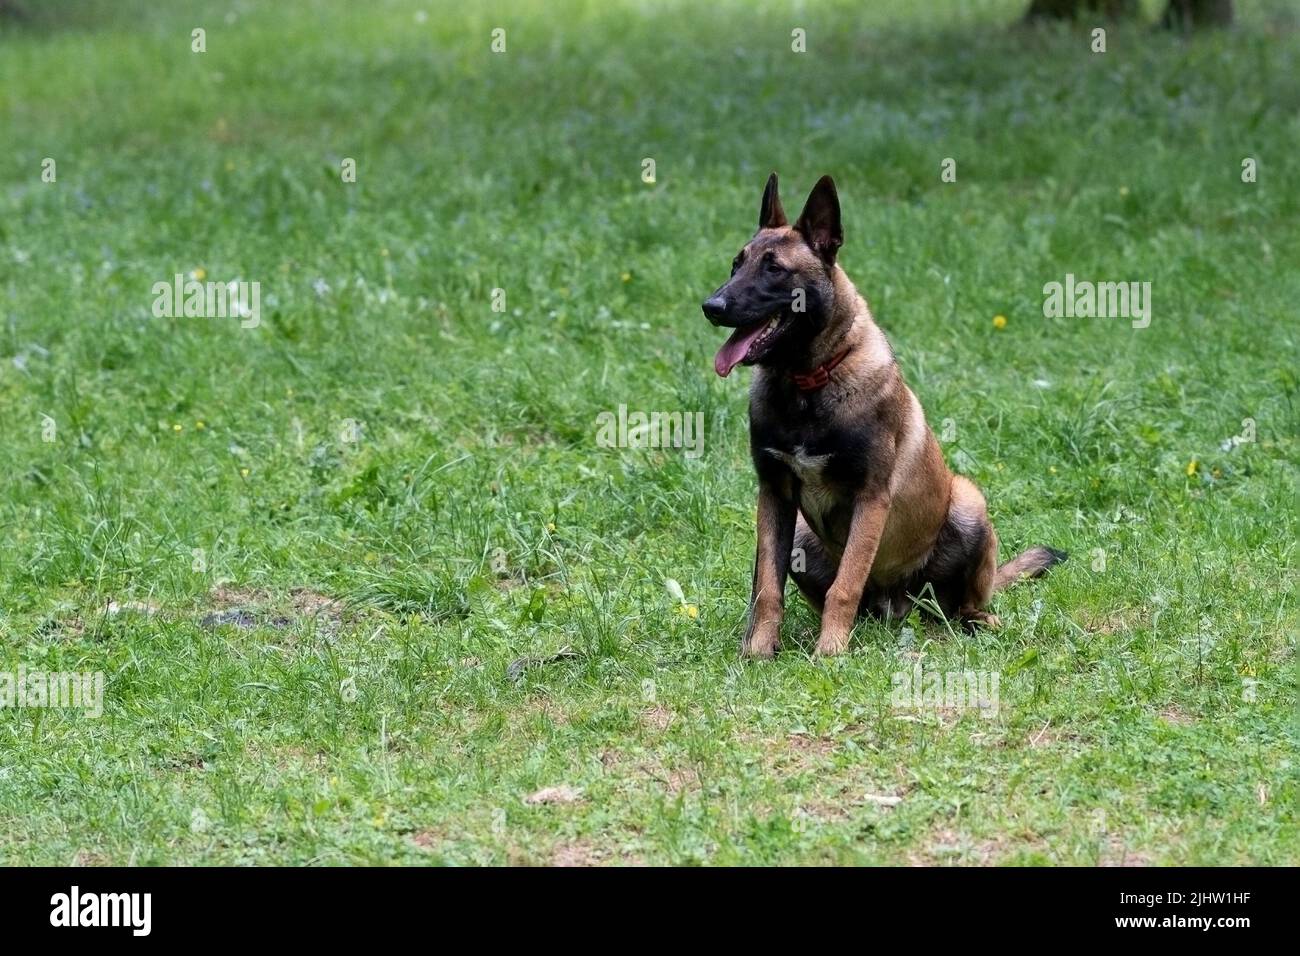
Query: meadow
[[0, 0, 1296, 864]]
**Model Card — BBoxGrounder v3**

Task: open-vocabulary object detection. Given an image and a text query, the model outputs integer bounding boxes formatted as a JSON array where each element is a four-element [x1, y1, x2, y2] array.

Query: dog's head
[[703, 173, 843, 377]]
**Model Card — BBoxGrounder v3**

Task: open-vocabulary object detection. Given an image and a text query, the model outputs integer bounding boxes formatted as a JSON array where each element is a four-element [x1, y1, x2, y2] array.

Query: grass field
[[1, 0, 1297, 865]]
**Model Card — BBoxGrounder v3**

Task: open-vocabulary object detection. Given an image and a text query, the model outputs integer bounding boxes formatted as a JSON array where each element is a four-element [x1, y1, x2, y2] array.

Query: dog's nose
[[702, 295, 728, 324]]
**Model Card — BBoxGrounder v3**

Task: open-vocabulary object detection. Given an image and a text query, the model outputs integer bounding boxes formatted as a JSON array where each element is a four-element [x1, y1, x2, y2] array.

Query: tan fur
[[815, 493, 890, 655], [873, 391, 950, 581]]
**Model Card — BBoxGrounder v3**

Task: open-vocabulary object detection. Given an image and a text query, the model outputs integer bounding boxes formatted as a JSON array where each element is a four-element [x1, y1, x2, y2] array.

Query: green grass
[[0, 0, 1297, 865]]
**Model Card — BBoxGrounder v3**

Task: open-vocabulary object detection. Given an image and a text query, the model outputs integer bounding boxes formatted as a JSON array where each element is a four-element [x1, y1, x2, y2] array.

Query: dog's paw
[[960, 609, 1001, 632], [742, 622, 781, 660], [813, 630, 850, 657]]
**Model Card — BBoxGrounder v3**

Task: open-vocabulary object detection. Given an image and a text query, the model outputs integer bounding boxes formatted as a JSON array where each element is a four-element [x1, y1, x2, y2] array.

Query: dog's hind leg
[[958, 523, 1001, 631], [788, 513, 837, 613], [938, 476, 1002, 632]]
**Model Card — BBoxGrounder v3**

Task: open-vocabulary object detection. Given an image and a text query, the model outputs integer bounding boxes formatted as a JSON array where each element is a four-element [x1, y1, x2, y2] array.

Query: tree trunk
[[1161, 0, 1233, 29], [1025, 0, 1138, 19]]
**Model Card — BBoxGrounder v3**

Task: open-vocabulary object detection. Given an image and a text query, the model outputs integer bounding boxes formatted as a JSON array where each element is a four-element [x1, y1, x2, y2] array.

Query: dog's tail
[[993, 546, 1067, 593]]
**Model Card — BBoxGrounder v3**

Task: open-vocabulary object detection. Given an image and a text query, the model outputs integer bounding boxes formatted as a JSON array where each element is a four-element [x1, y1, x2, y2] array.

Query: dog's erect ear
[[794, 175, 842, 263], [758, 172, 787, 229]]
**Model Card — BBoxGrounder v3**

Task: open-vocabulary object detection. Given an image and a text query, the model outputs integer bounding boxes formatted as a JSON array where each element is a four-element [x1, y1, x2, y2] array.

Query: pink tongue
[[714, 323, 768, 377]]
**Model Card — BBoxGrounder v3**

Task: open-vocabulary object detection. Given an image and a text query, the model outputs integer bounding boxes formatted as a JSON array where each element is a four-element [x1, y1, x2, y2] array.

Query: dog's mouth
[[714, 313, 789, 377]]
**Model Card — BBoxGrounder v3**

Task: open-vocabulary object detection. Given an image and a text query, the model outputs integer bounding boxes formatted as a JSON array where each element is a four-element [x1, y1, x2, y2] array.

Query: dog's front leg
[[741, 483, 796, 659], [815, 493, 891, 656]]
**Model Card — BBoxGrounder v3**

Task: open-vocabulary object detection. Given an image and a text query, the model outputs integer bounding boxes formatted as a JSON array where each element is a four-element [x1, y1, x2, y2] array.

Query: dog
[[703, 173, 1065, 658]]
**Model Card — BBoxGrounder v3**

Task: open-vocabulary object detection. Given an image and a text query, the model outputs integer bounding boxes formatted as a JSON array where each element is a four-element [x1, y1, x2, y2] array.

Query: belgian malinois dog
[[704, 173, 1065, 658]]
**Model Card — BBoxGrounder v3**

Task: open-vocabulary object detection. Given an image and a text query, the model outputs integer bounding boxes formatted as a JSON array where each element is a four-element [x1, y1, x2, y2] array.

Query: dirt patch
[[521, 695, 569, 726], [636, 760, 699, 796], [641, 705, 675, 732], [744, 724, 876, 772], [662, 765, 698, 794], [290, 588, 344, 620], [732, 724, 885, 787], [241, 739, 330, 773], [551, 841, 602, 866], [1027, 722, 1088, 749], [786, 732, 839, 756], [210, 585, 268, 607], [1080, 606, 1149, 635], [795, 800, 854, 825], [601, 748, 699, 796], [202, 585, 346, 633], [797, 784, 904, 825], [1158, 706, 1195, 726], [410, 829, 444, 851], [548, 839, 645, 867], [1099, 835, 1152, 867], [910, 828, 1020, 866]]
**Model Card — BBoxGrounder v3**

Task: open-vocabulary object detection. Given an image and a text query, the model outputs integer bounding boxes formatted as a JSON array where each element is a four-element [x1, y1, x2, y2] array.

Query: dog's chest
[[764, 444, 840, 537]]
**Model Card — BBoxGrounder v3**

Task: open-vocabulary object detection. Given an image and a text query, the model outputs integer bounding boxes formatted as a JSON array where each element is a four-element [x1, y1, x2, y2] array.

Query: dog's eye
[[763, 253, 784, 274]]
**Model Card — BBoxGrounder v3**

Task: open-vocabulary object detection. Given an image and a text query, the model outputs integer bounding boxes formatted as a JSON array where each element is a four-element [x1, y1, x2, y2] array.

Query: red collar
[[791, 347, 852, 391]]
